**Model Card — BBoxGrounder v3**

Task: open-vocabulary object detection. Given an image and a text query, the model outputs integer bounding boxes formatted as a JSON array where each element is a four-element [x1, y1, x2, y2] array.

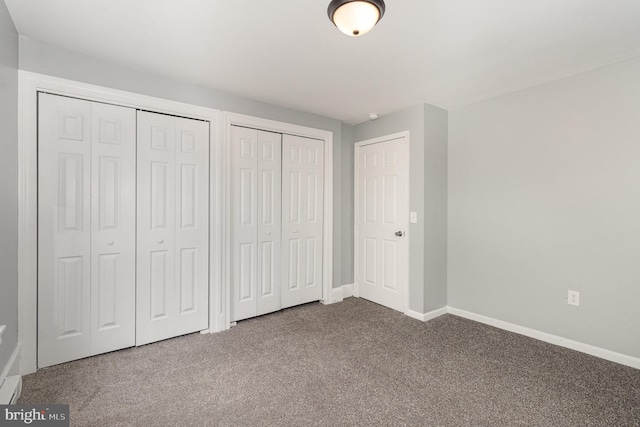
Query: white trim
[[353, 131, 410, 314], [208, 108, 224, 334], [0, 328, 18, 403], [222, 112, 334, 330], [406, 307, 448, 322], [391, 304, 640, 369], [342, 283, 354, 299], [18, 71, 222, 374], [0, 376, 22, 405], [1, 344, 22, 380], [447, 307, 640, 370], [330, 287, 344, 303], [329, 283, 357, 304]]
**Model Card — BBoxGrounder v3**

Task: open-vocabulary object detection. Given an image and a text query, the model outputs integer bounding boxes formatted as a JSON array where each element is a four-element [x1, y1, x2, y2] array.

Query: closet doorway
[[36, 92, 211, 367], [223, 114, 334, 327], [229, 126, 324, 322]]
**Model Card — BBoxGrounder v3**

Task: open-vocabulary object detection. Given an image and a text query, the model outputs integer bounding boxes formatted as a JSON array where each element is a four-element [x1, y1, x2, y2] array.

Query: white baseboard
[[0, 343, 22, 404], [448, 307, 640, 370], [326, 284, 354, 305], [406, 307, 448, 322], [1, 343, 21, 380], [0, 376, 22, 404], [342, 284, 354, 298], [325, 295, 639, 369], [330, 286, 344, 303]]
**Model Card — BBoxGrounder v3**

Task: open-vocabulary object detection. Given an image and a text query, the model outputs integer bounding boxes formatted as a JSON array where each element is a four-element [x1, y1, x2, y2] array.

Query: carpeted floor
[[19, 298, 640, 426]]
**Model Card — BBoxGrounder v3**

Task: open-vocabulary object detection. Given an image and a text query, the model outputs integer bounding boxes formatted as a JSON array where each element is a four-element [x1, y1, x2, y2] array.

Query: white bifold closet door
[[38, 93, 136, 368], [230, 126, 282, 321], [281, 134, 324, 308], [230, 127, 324, 321], [136, 111, 209, 345]]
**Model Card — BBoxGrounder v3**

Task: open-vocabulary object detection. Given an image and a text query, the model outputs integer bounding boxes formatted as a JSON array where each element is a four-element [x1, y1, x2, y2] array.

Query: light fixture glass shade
[[331, 1, 382, 37]]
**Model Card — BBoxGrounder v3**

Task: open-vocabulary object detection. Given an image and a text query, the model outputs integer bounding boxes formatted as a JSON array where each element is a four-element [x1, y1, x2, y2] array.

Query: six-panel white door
[[136, 111, 209, 345], [230, 126, 282, 321], [38, 93, 136, 368], [90, 102, 137, 355], [355, 136, 408, 312], [281, 134, 324, 308]]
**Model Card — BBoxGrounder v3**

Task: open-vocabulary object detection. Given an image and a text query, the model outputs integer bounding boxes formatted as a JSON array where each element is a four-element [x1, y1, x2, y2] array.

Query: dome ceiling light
[[327, 0, 386, 37]]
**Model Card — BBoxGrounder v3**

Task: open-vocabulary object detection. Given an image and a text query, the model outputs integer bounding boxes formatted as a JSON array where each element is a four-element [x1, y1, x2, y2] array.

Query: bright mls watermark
[[1, 405, 69, 426]]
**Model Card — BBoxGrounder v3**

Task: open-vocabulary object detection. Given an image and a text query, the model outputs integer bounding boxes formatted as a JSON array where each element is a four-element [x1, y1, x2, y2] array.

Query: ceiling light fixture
[[327, 0, 386, 37]]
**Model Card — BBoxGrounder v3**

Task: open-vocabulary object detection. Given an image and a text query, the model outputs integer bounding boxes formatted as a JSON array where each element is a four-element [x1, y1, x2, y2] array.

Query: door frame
[[18, 72, 222, 374], [223, 113, 334, 330], [354, 131, 410, 315]]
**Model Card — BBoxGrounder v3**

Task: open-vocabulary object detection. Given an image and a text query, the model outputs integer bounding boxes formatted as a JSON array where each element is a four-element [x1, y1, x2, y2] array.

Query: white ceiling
[[5, 0, 640, 124]]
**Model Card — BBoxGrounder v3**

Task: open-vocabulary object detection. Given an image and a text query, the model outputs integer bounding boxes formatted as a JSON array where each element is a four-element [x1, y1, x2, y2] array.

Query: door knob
[[293, 229, 298, 233], [107, 240, 115, 246], [266, 231, 271, 235], [158, 239, 165, 244], [395, 231, 404, 237]]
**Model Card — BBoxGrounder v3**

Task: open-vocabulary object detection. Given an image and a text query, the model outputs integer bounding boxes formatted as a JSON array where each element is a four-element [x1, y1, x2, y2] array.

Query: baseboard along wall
[[447, 307, 640, 370], [406, 307, 448, 322], [0, 343, 21, 380], [329, 283, 354, 304], [338, 283, 639, 370], [0, 343, 22, 404]]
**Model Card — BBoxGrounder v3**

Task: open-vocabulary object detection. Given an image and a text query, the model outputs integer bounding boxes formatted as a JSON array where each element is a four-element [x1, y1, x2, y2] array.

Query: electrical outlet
[[568, 290, 580, 307]]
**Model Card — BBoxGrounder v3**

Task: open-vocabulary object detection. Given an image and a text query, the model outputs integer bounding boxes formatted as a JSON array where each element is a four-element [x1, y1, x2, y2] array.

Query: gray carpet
[[19, 298, 640, 426]]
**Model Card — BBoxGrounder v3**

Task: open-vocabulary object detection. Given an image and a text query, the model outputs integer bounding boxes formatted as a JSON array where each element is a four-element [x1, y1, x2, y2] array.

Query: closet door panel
[[230, 126, 259, 321], [174, 117, 209, 334], [137, 111, 209, 344], [281, 135, 324, 309], [137, 111, 177, 345], [38, 93, 92, 368], [90, 102, 136, 355], [257, 131, 282, 316]]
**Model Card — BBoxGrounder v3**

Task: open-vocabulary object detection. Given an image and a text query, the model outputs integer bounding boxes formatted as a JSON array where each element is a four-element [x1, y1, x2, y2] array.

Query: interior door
[[136, 111, 209, 345], [230, 126, 257, 321], [355, 136, 408, 312], [90, 101, 137, 355], [230, 126, 282, 321], [256, 131, 282, 317], [281, 134, 324, 308], [174, 116, 210, 336], [38, 94, 92, 367], [38, 93, 136, 368]]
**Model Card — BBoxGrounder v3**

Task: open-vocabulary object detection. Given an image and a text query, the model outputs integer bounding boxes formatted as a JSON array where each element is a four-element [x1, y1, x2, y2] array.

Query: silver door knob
[[266, 231, 271, 235], [293, 229, 298, 233], [395, 231, 404, 237], [107, 240, 115, 246], [158, 239, 165, 244]]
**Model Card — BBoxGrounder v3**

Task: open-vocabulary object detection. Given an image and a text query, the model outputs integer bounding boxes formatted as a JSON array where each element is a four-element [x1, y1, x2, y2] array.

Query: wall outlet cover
[[568, 290, 580, 307]]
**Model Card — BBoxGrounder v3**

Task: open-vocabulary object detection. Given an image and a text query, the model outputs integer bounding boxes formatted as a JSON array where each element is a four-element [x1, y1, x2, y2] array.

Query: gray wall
[[423, 105, 448, 312], [0, 0, 19, 375], [352, 104, 448, 314], [19, 36, 348, 289], [340, 123, 355, 286], [448, 57, 640, 358]]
